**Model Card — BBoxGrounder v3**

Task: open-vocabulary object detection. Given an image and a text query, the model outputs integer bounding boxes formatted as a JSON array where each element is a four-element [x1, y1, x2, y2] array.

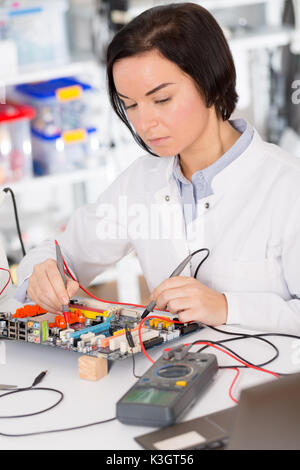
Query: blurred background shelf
[[128, 0, 284, 18], [229, 25, 295, 51], [198, 0, 280, 7], [0, 163, 111, 194], [0, 56, 99, 87]]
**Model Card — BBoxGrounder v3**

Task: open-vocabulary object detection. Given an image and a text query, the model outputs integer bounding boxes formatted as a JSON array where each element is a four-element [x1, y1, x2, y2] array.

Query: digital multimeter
[[117, 350, 218, 427]]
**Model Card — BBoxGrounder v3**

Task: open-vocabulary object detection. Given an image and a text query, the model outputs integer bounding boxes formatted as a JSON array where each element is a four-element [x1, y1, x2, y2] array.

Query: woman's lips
[[148, 137, 170, 146]]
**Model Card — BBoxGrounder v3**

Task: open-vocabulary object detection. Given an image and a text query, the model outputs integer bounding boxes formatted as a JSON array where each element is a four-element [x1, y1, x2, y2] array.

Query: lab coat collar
[[211, 125, 266, 193], [158, 122, 266, 200]]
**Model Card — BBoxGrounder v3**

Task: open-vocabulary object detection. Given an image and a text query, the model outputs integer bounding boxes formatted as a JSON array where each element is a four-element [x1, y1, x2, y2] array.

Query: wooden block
[[78, 355, 108, 381]]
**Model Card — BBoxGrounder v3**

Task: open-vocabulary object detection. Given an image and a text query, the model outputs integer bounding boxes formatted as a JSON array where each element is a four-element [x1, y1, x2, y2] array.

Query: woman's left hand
[[150, 276, 228, 326]]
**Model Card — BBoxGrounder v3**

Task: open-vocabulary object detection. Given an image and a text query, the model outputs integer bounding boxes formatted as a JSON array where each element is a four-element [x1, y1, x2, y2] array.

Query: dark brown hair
[[106, 2, 238, 156]]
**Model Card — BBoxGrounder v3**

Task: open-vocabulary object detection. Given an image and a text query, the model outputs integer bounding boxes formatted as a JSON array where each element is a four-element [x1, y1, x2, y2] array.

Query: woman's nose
[[137, 106, 158, 134]]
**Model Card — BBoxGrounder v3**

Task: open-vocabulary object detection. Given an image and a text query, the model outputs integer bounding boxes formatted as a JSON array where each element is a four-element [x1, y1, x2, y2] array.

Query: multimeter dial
[[156, 364, 193, 379]]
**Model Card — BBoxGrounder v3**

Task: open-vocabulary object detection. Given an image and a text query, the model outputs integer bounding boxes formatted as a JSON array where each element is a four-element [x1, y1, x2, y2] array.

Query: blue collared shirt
[[172, 119, 254, 225]]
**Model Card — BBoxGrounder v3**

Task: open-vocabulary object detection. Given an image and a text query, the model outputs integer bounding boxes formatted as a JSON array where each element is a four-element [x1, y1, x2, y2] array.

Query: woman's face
[[113, 49, 213, 157]]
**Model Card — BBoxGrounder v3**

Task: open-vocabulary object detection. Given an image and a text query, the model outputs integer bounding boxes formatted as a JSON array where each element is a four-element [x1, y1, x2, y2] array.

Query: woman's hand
[[27, 259, 79, 314], [151, 276, 228, 326]]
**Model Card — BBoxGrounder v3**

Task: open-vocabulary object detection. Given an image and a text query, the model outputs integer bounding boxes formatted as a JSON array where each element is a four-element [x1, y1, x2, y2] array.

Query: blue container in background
[[15, 77, 96, 136], [31, 127, 101, 176]]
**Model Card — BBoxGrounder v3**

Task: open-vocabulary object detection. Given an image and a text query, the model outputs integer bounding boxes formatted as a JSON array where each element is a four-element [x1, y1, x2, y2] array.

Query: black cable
[[207, 325, 300, 359], [254, 332, 300, 342], [3, 187, 26, 257], [0, 370, 117, 437], [131, 349, 142, 379], [125, 326, 142, 378], [216, 336, 279, 370], [0, 370, 63, 419], [141, 248, 210, 319], [0, 387, 64, 419], [0, 416, 117, 438], [191, 248, 210, 280], [250, 332, 300, 376], [194, 325, 300, 376], [203, 325, 280, 368], [193, 335, 280, 372]]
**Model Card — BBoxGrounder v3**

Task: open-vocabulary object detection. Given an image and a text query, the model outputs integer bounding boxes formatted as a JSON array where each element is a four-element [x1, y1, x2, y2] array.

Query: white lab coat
[[17, 124, 300, 334]]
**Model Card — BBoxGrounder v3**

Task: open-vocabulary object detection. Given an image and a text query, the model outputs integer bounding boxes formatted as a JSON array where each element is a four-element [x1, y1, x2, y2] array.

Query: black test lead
[[141, 253, 194, 320], [140, 248, 210, 320]]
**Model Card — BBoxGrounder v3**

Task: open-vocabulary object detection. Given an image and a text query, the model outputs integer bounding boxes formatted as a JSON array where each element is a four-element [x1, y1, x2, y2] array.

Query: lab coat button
[[165, 195, 170, 202], [204, 202, 209, 209]]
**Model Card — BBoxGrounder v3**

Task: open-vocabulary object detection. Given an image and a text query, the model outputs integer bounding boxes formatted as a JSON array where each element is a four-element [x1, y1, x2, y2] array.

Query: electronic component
[[0, 298, 203, 361], [116, 350, 218, 427]]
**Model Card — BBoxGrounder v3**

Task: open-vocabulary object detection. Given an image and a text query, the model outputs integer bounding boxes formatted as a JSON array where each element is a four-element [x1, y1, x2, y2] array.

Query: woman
[[16, 3, 300, 333]]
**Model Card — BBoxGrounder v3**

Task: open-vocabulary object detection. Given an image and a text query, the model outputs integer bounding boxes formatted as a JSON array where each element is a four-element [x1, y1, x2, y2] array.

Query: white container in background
[[0, 102, 35, 184], [0, 40, 18, 78], [0, 0, 70, 68], [31, 127, 102, 175]]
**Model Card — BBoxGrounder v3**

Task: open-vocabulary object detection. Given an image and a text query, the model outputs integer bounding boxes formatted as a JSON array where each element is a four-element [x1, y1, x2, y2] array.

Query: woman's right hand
[[27, 259, 80, 313]]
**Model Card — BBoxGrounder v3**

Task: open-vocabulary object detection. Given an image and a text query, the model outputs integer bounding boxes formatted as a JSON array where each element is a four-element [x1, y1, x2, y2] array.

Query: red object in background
[[0, 102, 35, 183], [0, 103, 35, 123]]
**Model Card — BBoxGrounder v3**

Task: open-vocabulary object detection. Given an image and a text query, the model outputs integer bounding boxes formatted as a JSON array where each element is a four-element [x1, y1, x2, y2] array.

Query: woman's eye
[[124, 103, 137, 111], [155, 98, 170, 104], [124, 98, 170, 111]]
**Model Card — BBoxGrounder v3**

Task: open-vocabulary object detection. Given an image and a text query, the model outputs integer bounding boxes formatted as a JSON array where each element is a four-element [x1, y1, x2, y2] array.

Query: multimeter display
[[123, 388, 179, 406], [117, 351, 218, 427]]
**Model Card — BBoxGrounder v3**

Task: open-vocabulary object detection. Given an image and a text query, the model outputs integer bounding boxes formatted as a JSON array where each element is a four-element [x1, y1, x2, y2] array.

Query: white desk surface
[[0, 297, 299, 450]]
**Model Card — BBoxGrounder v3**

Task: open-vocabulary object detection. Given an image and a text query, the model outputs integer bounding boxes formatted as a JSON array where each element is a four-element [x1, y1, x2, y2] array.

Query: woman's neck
[[179, 115, 242, 181]]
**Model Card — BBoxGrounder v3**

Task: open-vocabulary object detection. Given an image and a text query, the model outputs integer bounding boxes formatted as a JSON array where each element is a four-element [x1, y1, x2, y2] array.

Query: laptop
[[135, 372, 300, 450]]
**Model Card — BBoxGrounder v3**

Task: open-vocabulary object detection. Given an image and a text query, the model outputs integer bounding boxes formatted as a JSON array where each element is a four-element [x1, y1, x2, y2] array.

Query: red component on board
[[13, 304, 47, 319]]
